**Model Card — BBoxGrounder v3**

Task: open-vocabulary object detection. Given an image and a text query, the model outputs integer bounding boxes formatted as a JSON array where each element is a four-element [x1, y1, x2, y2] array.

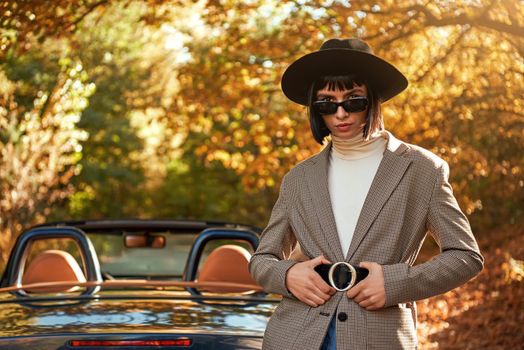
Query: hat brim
[[281, 48, 408, 105]]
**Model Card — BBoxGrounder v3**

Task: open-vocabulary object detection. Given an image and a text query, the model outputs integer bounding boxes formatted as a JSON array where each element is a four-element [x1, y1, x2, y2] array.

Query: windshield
[[87, 233, 196, 278]]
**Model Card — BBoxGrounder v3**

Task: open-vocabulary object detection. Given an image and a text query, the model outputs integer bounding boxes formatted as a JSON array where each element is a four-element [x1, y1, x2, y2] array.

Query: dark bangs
[[311, 74, 365, 93], [307, 74, 383, 145]]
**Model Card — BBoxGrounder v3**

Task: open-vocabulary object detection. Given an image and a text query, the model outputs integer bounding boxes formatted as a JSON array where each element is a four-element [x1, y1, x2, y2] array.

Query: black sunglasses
[[313, 97, 368, 115]]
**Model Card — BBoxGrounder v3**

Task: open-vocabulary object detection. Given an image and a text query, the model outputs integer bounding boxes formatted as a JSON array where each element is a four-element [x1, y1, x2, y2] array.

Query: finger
[[358, 295, 375, 308], [310, 255, 330, 267], [368, 297, 385, 310], [296, 293, 316, 307], [319, 256, 332, 264], [363, 300, 381, 311], [310, 273, 335, 294], [301, 297, 318, 308], [359, 261, 373, 270], [347, 281, 364, 299], [306, 293, 326, 307], [308, 283, 332, 302], [353, 289, 371, 303]]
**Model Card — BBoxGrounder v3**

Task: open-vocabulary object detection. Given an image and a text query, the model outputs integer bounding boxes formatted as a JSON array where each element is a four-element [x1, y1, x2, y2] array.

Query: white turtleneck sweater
[[328, 130, 388, 258]]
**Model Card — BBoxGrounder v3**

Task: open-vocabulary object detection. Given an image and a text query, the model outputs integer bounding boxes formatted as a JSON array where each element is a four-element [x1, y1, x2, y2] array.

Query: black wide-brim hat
[[281, 38, 408, 105]]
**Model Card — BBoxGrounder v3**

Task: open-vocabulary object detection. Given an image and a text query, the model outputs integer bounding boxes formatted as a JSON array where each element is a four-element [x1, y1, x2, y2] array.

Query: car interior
[[22, 250, 87, 293], [1, 223, 262, 296]]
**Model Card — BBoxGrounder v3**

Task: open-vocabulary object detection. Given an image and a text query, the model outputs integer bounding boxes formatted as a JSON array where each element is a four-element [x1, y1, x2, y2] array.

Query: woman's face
[[316, 83, 368, 139]]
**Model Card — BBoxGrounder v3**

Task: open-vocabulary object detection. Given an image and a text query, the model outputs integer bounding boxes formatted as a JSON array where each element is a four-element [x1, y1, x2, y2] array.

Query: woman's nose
[[335, 105, 348, 119]]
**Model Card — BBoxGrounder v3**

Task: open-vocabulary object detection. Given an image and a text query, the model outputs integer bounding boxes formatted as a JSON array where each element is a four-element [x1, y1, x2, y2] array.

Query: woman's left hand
[[346, 261, 386, 310]]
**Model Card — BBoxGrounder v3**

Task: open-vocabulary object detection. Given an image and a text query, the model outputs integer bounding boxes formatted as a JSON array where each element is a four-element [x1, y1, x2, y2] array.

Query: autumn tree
[[0, 0, 522, 247], [0, 51, 93, 263], [161, 0, 523, 231], [0, 0, 110, 60], [0, 2, 522, 348]]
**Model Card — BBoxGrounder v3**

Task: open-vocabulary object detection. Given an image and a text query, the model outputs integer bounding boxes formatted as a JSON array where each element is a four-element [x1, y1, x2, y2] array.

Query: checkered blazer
[[249, 131, 484, 350]]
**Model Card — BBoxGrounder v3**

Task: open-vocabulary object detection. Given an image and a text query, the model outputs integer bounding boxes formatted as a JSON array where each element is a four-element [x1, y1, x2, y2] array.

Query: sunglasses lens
[[313, 102, 337, 115], [314, 98, 368, 115], [342, 98, 368, 112]]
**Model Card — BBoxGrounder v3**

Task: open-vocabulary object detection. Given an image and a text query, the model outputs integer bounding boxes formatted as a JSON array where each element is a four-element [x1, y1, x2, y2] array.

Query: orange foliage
[[164, 0, 523, 232], [417, 223, 524, 349], [0, 64, 92, 264], [0, 4, 522, 346], [0, 0, 110, 60], [1, 0, 522, 231]]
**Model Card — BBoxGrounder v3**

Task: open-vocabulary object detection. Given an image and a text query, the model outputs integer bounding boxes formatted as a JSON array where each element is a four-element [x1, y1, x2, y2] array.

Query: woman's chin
[[332, 129, 362, 140]]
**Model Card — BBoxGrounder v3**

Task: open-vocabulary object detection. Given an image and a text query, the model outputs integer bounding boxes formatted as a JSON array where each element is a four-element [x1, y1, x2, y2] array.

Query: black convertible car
[[0, 220, 279, 349]]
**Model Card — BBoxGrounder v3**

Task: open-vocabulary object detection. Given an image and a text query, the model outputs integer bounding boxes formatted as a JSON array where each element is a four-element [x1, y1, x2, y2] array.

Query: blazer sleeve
[[382, 161, 484, 307], [249, 175, 298, 298]]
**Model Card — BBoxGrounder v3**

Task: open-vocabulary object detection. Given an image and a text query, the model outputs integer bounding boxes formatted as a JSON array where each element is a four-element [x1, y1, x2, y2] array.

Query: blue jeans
[[320, 315, 337, 350]]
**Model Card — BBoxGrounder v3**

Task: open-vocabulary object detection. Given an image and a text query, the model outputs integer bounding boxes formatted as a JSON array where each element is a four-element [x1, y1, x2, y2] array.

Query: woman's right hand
[[285, 255, 336, 307]]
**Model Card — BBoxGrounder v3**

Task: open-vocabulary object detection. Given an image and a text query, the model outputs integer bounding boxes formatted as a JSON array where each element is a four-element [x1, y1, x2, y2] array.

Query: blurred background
[[1, 0, 522, 348]]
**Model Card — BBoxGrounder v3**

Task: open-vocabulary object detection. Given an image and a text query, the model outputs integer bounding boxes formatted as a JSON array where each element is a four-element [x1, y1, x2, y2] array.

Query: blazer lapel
[[346, 132, 412, 262], [304, 143, 345, 262]]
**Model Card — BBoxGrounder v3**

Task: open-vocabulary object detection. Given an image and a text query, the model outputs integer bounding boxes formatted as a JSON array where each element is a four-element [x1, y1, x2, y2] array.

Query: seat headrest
[[22, 250, 86, 293], [197, 244, 259, 293]]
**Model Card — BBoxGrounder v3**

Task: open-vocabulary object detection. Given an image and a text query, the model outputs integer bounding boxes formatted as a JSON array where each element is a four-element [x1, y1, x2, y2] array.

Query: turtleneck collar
[[331, 129, 388, 160]]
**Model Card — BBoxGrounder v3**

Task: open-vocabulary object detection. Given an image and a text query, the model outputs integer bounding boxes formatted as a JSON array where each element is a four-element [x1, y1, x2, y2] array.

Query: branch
[[378, 27, 420, 48], [413, 26, 472, 83], [352, 1, 524, 41], [67, 0, 110, 31], [425, 13, 524, 38], [362, 15, 419, 41], [505, 36, 524, 60], [474, 107, 524, 121]]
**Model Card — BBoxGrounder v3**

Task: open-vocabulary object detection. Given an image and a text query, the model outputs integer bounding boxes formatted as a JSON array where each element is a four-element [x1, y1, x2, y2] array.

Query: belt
[[314, 262, 369, 291]]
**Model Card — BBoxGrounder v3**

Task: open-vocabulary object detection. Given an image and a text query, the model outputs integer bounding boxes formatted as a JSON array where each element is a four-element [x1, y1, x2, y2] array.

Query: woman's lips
[[336, 123, 352, 131]]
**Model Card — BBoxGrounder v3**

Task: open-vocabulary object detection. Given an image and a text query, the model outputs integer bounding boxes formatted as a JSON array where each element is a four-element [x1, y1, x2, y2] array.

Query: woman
[[248, 38, 484, 350]]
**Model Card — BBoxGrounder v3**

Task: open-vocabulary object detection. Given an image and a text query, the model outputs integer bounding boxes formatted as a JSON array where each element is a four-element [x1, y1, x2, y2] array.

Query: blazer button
[[337, 312, 348, 322]]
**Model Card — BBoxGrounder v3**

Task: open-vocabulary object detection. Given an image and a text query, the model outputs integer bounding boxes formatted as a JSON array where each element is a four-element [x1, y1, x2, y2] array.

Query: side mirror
[[124, 234, 166, 248]]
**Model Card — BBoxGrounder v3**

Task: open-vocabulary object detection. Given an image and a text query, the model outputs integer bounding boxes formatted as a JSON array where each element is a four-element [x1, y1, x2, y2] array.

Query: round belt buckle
[[328, 262, 357, 292]]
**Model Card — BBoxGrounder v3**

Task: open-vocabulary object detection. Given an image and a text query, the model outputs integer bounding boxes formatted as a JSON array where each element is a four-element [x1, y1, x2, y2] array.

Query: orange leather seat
[[197, 245, 259, 293], [22, 250, 87, 293]]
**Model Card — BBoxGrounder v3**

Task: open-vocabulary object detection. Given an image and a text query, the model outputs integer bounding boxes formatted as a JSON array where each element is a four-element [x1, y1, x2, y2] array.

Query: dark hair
[[308, 74, 383, 144]]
